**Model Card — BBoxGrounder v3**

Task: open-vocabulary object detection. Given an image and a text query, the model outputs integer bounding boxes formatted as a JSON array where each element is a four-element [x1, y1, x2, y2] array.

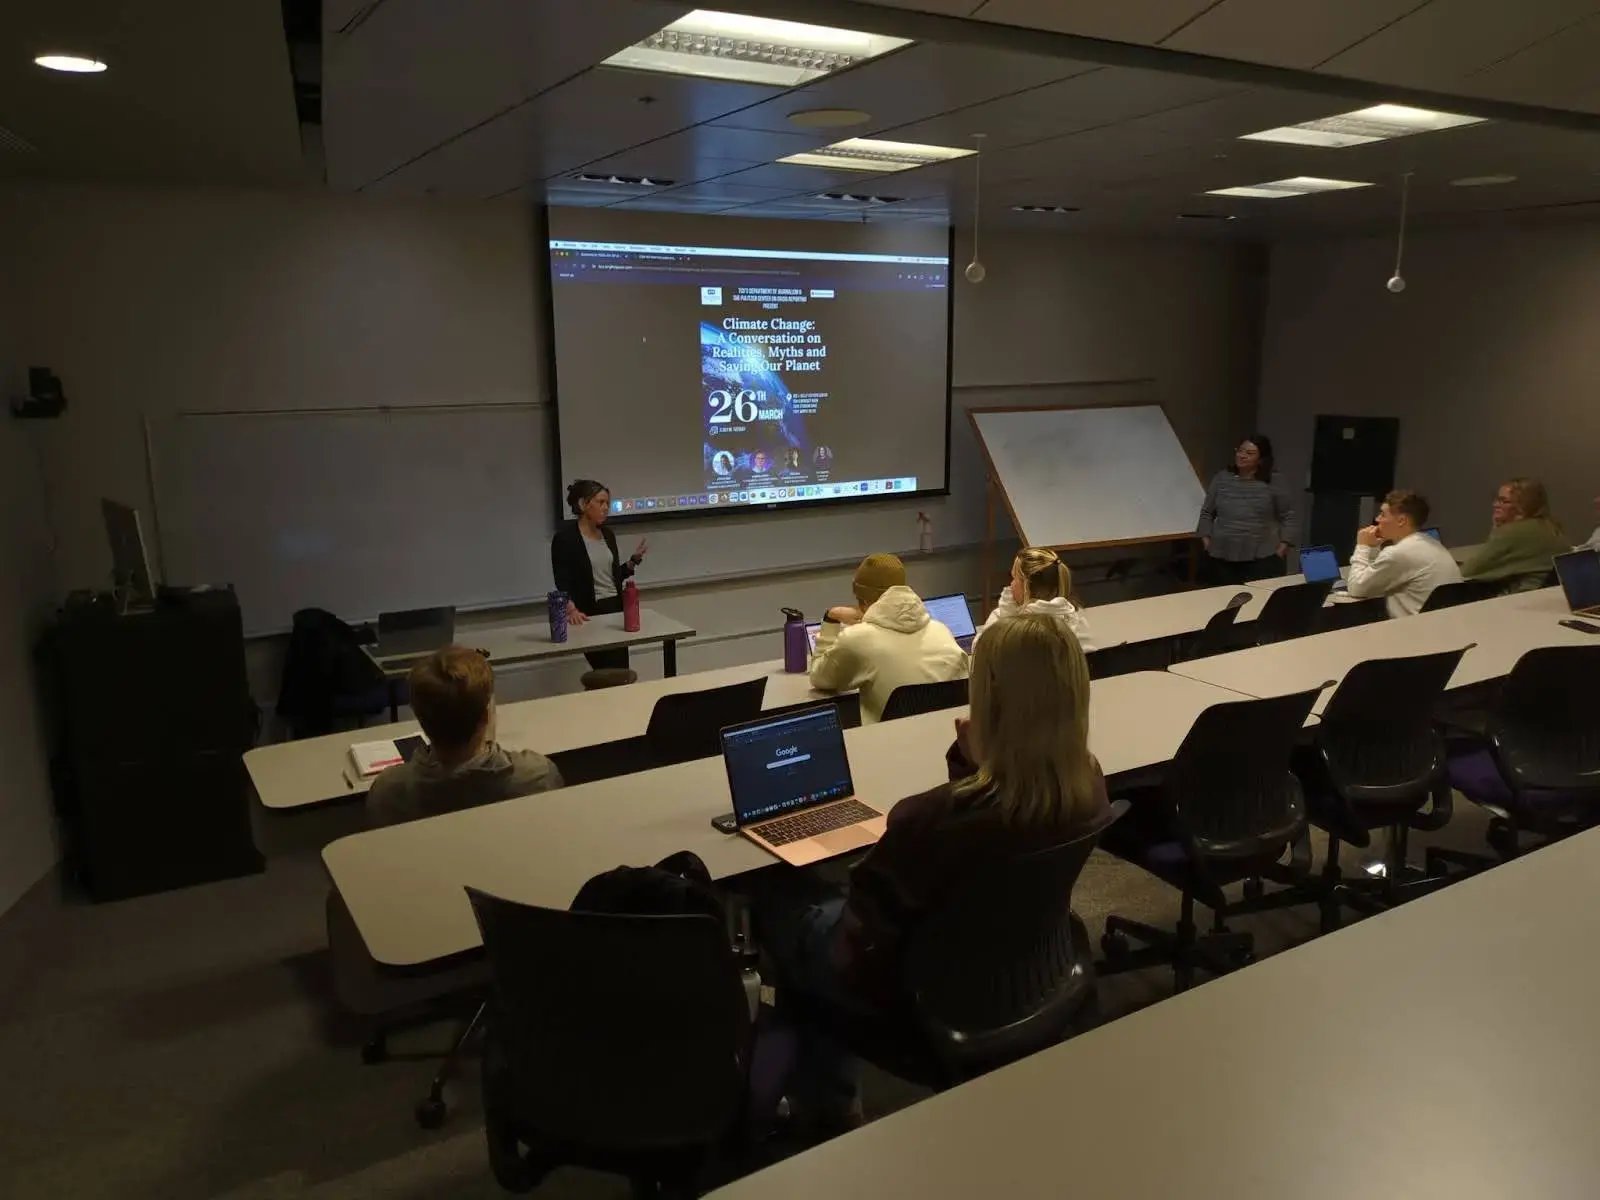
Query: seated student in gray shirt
[[367, 645, 562, 829]]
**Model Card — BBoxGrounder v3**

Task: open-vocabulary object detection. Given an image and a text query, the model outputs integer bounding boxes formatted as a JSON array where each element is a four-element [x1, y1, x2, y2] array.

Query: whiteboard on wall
[[970, 404, 1204, 549]]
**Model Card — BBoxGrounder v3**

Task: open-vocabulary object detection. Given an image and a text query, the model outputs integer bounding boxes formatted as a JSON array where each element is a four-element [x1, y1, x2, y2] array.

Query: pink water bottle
[[622, 578, 641, 632]]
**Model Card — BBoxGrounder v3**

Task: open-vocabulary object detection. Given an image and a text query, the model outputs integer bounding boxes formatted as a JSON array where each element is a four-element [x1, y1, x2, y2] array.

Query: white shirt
[[584, 535, 617, 600], [1345, 531, 1463, 618], [971, 591, 1096, 653], [1579, 526, 1600, 551]]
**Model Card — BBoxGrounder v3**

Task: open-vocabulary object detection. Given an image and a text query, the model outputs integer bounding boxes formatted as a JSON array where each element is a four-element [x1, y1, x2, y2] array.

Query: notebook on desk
[[720, 705, 885, 867]]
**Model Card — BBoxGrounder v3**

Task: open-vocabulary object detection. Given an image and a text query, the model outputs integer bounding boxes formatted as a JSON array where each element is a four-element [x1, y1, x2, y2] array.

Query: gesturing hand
[[632, 537, 649, 561]]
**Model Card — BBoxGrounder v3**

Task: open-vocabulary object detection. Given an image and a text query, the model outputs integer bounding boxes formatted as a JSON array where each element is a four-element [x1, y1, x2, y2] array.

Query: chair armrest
[[1408, 779, 1455, 832]]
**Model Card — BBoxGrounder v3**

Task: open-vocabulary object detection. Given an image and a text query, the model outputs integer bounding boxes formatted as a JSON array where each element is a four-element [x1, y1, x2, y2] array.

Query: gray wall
[[0, 283, 58, 916], [1258, 222, 1600, 545], [0, 182, 1265, 714]]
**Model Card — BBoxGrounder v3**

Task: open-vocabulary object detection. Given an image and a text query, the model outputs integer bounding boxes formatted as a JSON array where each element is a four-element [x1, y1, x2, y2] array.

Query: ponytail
[[566, 478, 607, 516], [1015, 547, 1071, 604]]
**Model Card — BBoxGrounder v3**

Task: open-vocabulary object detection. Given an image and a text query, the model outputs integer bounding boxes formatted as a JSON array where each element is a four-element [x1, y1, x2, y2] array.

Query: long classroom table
[[250, 585, 1268, 813], [322, 671, 1271, 972], [705, 820, 1600, 1200], [1168, 587, 1583, 713]]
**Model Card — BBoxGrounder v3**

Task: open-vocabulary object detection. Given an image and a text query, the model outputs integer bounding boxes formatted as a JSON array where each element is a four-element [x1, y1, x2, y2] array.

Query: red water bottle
[[622, 578, 641, 632]]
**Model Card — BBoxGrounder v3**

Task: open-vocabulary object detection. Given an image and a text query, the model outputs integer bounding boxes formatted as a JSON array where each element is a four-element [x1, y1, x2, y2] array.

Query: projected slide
[[548, 215, 951, 519]]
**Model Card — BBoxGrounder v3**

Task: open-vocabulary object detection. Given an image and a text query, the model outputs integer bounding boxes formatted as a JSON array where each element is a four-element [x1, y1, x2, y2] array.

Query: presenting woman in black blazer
[[550, 479, 649, 669]]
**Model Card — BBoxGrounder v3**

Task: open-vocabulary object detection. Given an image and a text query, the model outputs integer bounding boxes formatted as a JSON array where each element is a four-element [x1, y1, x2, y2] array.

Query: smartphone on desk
[[1559, 619, 1600, 635], [711, 813, 738, 835]]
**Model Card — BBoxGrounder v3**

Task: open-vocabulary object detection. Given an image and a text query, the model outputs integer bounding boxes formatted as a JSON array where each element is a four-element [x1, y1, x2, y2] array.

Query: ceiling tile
[[1465, 13, 1600, 111], [971, 0, 1220, 43], [1161, 0, 1427, 69]]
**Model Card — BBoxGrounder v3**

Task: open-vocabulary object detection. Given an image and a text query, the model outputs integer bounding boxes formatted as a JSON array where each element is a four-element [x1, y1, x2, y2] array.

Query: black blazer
[[550, 520, 635, 614]]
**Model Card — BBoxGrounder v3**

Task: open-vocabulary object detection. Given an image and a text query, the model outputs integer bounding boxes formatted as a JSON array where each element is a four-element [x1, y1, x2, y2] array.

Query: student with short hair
[[972, 546, 1094, 653], [763, 615, 1111, 1133], [808, 553, 968, 723], [1460, 477, 1570, 592], [366, 646, 562, 828], [1345, 490, 1463, 618]]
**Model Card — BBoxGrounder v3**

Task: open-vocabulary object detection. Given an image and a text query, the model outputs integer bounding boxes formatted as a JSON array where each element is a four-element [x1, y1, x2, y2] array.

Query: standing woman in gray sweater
[[1196, 434, 1297, 585]]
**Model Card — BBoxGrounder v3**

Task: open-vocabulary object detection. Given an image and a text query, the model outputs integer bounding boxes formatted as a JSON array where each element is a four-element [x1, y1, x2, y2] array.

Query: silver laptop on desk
[[374, 606, 456, 670], [721, 706, 885, 867], [804, 593, 976, 654], [1554, 549, 1600, 616]]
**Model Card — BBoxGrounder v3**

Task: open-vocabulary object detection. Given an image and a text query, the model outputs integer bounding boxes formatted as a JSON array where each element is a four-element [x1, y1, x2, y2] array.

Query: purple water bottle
[[782, 607, 808, 673], [548, 590, 569, 644]]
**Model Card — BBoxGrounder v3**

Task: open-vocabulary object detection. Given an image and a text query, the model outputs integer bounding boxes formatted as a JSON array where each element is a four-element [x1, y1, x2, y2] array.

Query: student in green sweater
[[1460, 477, 1569, 593]]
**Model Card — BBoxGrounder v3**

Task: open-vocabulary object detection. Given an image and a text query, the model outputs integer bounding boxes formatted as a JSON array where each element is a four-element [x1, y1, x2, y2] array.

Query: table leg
[[387, 679, 400, 723], [663, 638, 678, 677]]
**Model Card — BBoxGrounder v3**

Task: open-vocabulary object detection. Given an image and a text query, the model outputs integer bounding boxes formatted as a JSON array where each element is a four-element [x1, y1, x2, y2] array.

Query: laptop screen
[[722, 706, 855, 826], [1422, 527, 1442, 541], [1555, 549, 1600, 611], [1299, 546, 1340, 584], [923, 593, 976, 644]]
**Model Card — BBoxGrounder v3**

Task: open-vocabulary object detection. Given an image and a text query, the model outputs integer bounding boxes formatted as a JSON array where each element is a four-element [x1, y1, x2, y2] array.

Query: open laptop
[[1422, 527, 1443, 541], [1554, 548, 1600, 616], [374, 606, 456, 670], [805, 593, 977, 653], [720, 705, 886, 867], [1299, 545, 1343, 586]]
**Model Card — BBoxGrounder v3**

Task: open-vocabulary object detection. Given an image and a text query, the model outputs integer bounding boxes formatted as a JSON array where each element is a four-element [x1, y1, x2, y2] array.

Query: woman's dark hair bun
[[567, 478, 606, 516]]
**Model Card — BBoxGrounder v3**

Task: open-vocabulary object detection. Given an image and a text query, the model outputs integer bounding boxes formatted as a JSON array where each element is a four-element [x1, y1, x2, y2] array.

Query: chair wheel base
[[415, 1095, 447, 1129]]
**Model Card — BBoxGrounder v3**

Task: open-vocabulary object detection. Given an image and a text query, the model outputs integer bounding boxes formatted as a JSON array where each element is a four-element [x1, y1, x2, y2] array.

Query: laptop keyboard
[[757, 799, 879, 846]]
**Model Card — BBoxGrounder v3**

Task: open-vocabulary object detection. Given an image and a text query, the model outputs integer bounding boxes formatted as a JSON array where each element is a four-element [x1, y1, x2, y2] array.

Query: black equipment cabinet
[[47, 589, 262, 902]]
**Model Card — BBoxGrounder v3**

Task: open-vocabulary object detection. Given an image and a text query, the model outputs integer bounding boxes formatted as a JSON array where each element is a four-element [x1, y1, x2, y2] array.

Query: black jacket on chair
[[549, 521, 635, 615]]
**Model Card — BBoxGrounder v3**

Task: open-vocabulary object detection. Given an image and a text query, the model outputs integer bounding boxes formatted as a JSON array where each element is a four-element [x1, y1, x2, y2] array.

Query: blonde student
[[971, 547, 1095, 652]]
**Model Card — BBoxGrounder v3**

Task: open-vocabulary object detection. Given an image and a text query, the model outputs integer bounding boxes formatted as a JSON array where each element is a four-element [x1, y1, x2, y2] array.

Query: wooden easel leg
[[984, 477, 997, 609]]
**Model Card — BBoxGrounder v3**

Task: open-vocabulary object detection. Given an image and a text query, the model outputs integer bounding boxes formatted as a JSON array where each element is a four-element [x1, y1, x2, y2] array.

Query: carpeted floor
[[0, 802, 1495, 1200]]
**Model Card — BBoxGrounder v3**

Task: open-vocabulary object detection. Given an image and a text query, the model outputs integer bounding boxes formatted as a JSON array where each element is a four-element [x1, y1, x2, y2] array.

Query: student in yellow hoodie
[[809, 553, 969, 723]]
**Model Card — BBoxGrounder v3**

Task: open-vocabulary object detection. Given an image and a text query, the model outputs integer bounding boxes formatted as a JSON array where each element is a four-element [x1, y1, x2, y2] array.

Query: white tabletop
[[248, 658, 823, 810], [373, 607, 695, 671], [1169, 588, 1582, 713], [323, 671, 1260, 970], [1085, 585, 1267, 647], [706, 822, 1600, 1200]]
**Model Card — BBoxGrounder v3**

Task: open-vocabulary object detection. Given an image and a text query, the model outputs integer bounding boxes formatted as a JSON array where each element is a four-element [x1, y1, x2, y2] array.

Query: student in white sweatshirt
[[809, 553, 969, 723], [1345, 489, 1462, 618], [972, 547, 1095, 653]]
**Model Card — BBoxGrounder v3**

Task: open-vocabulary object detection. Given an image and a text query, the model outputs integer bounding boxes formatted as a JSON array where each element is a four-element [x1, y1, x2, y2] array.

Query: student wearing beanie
[[809, 553, 969, 723]]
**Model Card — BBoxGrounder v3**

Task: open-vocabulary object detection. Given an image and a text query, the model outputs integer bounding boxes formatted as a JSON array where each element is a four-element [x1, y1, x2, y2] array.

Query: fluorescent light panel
[[778, 137, 974, 173], [1241, 104, 1485, 148], [34, 53, 108, 73], [603, 10, 909, 86], [1206, 176, 1373, 199]]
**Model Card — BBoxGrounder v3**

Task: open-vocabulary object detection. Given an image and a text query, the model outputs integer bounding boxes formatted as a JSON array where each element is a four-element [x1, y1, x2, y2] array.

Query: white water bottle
[[918, 511, 933, 553]]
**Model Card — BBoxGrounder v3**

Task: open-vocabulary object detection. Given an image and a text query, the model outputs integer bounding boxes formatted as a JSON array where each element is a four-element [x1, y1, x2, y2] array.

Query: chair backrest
[[1166, 687, 1323, 858], [645, 677, 768, 766], [467, 888, 750, 1150], [1086, 635, 1176, 679], [1181, 592, 1254, 661], [1492, 645, 1600, 792], [904, 800, 1128, 1077], [1315, 597, 1387, 633], [1250, 581, 1333, 644], [1318, 647, 1469, 803], [880, 677, 969, 722], [1420, 578, 1500, 612]]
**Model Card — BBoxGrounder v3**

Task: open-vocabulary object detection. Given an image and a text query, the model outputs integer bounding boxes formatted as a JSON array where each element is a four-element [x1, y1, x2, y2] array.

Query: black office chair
[[645, 678, 768, 767], [1314, 597, 1387, 633], [1247, 580, 1333, 645], [1098, 687, 1324, 992], [468, 889, 752, 1197], [1086, 635, 1177, 679], [1419, 578, 1500, 612], [1285, 648, 1469, 931], [1176, 592, 1253, 662], [763, 691, 862, 729], [788, 802, 1126, 1090], [880, 678, 969, 722], [1429, 645, 1600, 876]]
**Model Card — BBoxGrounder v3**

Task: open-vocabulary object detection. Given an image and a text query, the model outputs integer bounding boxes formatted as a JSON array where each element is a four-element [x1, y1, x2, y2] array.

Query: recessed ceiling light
[[777, 137, 974, 173], [1241, 103, 1484, 148], [1206, 176, 1373, 199], [788, 108, 871, 129], [1451, 174, 1517, 187], [1011, 205, 1080, 214], [1178, 212, 1236, 221], [34, 53, 108, 74], [602, 10, 909, 87]]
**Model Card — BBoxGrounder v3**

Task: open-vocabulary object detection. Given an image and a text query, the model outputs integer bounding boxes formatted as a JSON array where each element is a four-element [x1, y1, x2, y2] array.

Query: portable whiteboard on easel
[[969, 404, 1205, 601]]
